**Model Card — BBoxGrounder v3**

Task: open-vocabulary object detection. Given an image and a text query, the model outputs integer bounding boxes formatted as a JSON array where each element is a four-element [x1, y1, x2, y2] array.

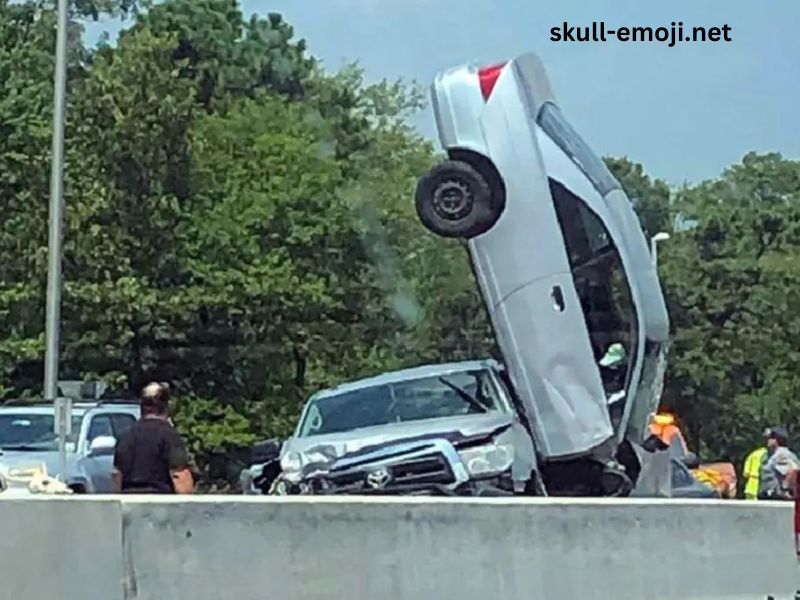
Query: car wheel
[[415, 160, 498, 238]]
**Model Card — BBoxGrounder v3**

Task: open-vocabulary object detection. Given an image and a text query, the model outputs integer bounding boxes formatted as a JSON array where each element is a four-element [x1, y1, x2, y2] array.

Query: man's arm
[[786, 467, 799, 497], [111, 468, 123, 493], [171, 468, 194, 494], [112, 435, 130, 493], [167, 428, 194, 494]]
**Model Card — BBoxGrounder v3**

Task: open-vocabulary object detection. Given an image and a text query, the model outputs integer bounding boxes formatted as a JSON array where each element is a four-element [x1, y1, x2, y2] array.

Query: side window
[[537, 102, 620, 196], [87, 415, 113, 441], [478, 375, 494, 405], [549, 178, 636, 396], [110, 414, 136, 439], [303, 404, 323, 436]]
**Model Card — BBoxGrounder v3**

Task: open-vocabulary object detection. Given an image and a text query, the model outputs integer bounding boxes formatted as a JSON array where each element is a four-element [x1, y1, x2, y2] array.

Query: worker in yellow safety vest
[[743, 445, 768, 500]]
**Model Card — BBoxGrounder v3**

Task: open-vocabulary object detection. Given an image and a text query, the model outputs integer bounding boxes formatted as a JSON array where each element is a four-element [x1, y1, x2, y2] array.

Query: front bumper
[[277, 437, 517, 497]]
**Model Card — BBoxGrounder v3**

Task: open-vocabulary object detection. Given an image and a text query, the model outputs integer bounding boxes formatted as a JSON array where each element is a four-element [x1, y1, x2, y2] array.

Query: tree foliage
[[606, 153, 800, 469], [0, 0, 492, 488], [659, 152, 800, 464]]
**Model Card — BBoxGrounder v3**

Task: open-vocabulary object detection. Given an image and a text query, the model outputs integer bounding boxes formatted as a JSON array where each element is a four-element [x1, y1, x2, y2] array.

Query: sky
[[83, 0, 800, 186]]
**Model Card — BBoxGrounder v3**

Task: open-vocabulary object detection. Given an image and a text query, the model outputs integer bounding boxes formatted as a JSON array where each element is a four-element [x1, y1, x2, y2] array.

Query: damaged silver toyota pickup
[[260, 360, 538, 496]]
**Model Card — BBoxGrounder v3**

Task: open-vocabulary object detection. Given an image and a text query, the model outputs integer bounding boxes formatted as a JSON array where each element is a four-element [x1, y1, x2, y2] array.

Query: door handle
[[551, 285, 565, 312]]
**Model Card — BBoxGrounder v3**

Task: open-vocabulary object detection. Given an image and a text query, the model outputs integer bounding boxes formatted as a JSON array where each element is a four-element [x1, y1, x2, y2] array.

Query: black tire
[[600, 464, 633, 497], [415, 160, 499, 238]]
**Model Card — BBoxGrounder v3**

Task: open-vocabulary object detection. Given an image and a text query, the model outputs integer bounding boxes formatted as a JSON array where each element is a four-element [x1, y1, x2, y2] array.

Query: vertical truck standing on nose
[[415, 52, 671, 496]]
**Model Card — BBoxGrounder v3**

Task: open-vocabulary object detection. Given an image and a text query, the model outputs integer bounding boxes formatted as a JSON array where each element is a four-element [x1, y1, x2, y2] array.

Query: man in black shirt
[[112, 382, 194, 494]]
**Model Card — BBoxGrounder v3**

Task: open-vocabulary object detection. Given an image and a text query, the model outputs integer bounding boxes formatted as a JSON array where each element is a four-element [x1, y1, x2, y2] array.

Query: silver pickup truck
[[245, 359, 677, 497], [0, 400, 139, 493], [262, 360, 536, 496]]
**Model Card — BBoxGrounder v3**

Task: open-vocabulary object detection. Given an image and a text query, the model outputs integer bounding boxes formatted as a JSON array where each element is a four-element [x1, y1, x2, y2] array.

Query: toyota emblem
[[365, 468, 391, 489]]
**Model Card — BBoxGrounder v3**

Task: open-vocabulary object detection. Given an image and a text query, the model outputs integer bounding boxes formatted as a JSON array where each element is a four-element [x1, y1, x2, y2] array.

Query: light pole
[[650, 232, 670, 268], [45, 0, 70, 482]]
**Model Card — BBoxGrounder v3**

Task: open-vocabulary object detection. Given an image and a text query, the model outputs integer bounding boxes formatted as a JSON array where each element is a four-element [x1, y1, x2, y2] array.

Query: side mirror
[[251, 438, 283, 464], [88, 435, 116, 457]]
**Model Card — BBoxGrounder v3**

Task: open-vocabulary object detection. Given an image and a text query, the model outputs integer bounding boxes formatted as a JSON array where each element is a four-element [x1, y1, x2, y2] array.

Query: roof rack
[[95, 397, 138, 406], [2, 397, 138, 408], [58, 380, 106, 401], [58, 380, 136, 402], [3, 387, 137, 407], [2, 398, 50, 407]]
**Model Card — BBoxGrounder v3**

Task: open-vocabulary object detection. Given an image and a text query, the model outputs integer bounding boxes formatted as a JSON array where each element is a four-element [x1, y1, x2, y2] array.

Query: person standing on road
[[743, 443, 767, 500], [757, 426, 799, 500], [112, 382, 194, 494]]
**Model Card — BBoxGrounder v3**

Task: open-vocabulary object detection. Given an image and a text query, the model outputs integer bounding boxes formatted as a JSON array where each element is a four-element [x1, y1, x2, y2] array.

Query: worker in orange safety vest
[[649, 412, 688, 454]]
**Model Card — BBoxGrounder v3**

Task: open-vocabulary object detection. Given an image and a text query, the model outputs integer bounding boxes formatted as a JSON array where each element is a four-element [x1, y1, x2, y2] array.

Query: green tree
[[659, 152, 800, 466], [0, 0, 464, 488], [0, 0, 62, 395], [129, 1, 313, 108]]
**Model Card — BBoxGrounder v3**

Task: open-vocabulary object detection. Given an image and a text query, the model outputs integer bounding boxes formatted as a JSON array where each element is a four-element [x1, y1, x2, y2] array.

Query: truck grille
[[322, 451, 455, 492]]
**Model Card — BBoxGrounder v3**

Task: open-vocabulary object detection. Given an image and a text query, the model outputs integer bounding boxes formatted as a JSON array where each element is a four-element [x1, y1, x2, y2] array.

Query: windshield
[[297, 369, 505, 437], [0, 413, 84, 452]]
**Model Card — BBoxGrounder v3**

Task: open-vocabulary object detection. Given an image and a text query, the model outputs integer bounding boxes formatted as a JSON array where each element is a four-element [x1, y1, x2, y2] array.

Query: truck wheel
[[600, 463, 633, 497], [415, 160, 498, 238]]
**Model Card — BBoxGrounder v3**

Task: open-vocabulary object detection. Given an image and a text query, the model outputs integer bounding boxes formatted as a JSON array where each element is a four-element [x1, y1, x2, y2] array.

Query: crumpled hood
[[281, 412, 516, 478]]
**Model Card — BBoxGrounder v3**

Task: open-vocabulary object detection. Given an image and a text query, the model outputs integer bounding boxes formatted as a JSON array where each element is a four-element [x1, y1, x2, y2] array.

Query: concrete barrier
[[0, 497, 124, 600], [1, 496, 798, 599]]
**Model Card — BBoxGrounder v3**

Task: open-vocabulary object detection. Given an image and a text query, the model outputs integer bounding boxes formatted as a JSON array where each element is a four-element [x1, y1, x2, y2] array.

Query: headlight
[[280, 446, 338, 484], [280, 451, 304, 483], [458, 442, 514, 477]]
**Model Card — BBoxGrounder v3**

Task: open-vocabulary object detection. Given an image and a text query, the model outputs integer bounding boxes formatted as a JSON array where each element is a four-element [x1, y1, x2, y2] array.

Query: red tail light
[[478, 62, 506, 101]]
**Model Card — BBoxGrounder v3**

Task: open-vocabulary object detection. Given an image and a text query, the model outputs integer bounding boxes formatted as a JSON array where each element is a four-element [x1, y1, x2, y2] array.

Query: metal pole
[[651, 233, 671, 268], [45, 0, 70, 483]]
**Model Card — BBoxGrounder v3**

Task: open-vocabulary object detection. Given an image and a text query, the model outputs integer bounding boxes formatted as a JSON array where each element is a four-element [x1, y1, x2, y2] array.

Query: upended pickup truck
[[242, 51, 676, 497]]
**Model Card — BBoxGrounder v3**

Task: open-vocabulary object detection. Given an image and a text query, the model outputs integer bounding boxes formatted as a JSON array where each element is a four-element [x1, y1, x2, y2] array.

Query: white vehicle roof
[[0, 405, 86, 415]]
